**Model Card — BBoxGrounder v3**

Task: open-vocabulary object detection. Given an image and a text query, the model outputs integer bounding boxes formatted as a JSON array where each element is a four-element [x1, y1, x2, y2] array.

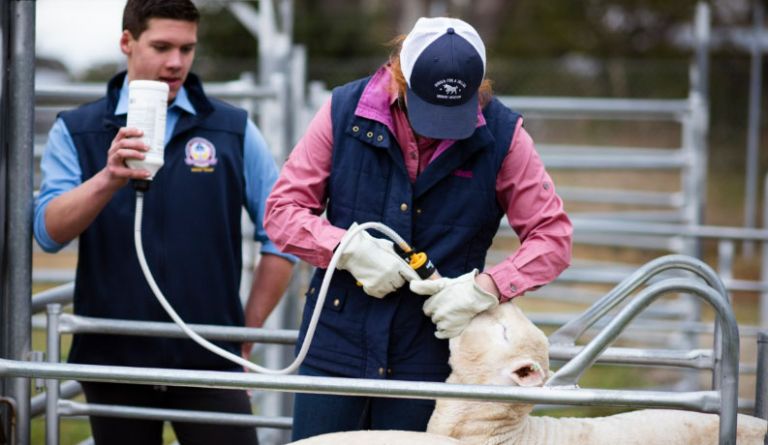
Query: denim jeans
[[290, 364, 436, 441]]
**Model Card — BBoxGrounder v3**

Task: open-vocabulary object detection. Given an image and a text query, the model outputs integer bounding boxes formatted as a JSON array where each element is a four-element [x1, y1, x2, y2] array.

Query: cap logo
[[436, 79, 465, 99]]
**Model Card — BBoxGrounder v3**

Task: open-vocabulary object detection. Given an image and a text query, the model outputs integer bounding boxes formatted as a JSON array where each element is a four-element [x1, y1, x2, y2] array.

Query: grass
[[31, 417, 180, 445]]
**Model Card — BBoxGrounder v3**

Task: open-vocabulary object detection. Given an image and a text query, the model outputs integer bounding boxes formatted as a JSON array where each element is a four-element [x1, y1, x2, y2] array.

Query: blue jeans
[[290, 364, 436, 441]]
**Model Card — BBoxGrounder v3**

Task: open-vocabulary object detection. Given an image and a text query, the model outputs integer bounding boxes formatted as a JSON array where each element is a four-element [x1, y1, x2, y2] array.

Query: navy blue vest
[[297, 77, 520, 380], [61, 72, 249, 370]]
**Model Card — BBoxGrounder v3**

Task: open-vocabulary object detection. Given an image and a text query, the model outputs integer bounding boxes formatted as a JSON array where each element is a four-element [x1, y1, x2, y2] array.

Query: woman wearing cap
[[265, 17, 572, 440]]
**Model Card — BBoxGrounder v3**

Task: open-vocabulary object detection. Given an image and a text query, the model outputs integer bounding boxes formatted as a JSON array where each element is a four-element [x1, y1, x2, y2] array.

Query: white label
[[127, 93, 167, 159], [126, 82, 168, 178]]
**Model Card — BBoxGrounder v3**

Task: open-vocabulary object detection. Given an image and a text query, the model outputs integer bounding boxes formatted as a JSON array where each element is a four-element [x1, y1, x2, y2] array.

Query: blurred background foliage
[[78, 0, 766, 225]]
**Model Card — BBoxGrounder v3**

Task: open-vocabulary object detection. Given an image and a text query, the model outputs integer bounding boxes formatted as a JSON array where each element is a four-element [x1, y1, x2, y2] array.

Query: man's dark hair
[[122, 0, 200, 39]]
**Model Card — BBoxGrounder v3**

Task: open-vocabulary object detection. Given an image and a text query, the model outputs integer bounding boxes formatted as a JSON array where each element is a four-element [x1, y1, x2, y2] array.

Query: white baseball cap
[[400, 17, 486, 140]]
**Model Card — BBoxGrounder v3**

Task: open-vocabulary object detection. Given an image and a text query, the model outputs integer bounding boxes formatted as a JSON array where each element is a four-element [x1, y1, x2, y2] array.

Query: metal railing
[[2, 254, 746, 444]]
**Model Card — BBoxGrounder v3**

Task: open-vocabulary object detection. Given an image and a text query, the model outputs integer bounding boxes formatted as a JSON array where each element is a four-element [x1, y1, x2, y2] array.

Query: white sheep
[[428, 302, 767, 444], [290, 303, 767, 444], [288, 430, 460, 445]]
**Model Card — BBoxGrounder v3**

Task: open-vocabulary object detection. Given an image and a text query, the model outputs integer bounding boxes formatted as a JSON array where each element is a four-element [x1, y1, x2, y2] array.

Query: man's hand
[[42, 127, 154, 245], [410, 269, 499, 339], [103, 127, 153, 188], [336, 223, 419, 298]]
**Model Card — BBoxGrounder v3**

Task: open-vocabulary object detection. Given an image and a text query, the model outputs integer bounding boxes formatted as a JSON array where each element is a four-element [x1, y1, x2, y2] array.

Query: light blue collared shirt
[[34, 77, 294, 263]]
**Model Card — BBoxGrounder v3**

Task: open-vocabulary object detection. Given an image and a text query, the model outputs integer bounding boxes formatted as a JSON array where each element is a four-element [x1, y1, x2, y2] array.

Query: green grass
[[31, 417, 91, 445], [31, 416, 180, 445]]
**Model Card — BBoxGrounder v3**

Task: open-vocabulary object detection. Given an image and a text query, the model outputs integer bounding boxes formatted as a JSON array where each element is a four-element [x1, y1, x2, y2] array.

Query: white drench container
[[125, 80, 169, 179]]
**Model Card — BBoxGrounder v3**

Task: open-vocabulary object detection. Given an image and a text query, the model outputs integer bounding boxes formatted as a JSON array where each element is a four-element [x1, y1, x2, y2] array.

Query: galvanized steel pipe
[[0, 358, 722, 413]]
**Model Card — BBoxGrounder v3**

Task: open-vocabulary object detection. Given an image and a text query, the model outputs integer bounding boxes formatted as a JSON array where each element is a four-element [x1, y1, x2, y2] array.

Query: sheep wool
[[427, 303, 767, 445], [288, 303, 767, 445], [289, 430, 461, 444]]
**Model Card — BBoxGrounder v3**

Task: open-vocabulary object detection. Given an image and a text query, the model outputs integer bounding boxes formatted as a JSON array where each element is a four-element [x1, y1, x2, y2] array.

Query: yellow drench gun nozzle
[[394, 243, 440, 280], [355, 241, 440, 288]]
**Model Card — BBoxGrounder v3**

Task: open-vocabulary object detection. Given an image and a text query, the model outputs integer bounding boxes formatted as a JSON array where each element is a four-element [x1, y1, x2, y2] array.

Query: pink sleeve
[[264, 98, 346, 268], [485, 119, 573, 301]]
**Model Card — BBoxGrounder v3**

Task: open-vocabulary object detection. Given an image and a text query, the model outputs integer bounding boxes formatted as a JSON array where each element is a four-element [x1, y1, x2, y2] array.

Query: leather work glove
[[336, 223, 419, 298], [410, 269, 499, 339]]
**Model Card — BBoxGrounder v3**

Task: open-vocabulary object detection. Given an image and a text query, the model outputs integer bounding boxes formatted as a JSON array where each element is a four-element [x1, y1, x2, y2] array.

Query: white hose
[[134, 192, 410, 374]]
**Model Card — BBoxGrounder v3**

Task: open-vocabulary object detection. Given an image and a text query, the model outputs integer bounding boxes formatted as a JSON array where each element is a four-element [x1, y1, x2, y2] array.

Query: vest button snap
[[378, 367, 385, 376], [400, 203, 408, 212], [416, 208, 422, 215], [352, 125, 360, 133], [366, 131, 374, 138], [377, 134, 384, 142], [333, 298, 340, 307]]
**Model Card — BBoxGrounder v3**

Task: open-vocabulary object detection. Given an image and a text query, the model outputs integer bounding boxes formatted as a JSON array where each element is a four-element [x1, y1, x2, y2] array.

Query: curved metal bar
[[30, 381, 81, 417], [548, 254, 727, 345], [545, 277, 739, 445], [31, 282, 74, 314], [0, 396, 17, 445]]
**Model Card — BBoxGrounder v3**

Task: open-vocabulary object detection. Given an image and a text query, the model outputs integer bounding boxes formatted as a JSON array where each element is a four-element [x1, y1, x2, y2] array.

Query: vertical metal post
[[0, 0, 10, 437], [6, 2, 36, 444], [694, 2, 710, 108], [756, 332, 768, 420], [743, 0, 764, 258], [289, 45, 307, 149], [691, 1, 710, 237], [762, 174, 768, 327], [45, 305, 61, 445], [678, 7, 711, 386], [713, 240, 735, 389]]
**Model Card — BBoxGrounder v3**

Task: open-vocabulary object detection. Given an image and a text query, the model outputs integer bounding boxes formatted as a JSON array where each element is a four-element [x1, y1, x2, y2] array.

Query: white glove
[[410, 269, 499, 339], [336, 223, 419, 298]]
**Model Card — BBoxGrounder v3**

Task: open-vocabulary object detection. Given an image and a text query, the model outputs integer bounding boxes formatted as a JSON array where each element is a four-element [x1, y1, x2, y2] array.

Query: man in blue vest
[[265, 17, 572, 441], [33, 1, 295, 443]]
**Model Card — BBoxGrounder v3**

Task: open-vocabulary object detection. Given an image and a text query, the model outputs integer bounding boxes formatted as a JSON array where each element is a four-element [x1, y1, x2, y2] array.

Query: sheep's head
[[448, 302, 549, 388]]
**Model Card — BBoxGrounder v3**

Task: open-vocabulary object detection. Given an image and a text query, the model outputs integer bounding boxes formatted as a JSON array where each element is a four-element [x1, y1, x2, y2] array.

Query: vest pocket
[[305, 281, 347, 313]]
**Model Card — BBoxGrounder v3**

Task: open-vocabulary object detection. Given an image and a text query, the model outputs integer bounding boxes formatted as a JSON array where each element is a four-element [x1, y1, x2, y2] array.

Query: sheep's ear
[[510, 360, 546, 387]]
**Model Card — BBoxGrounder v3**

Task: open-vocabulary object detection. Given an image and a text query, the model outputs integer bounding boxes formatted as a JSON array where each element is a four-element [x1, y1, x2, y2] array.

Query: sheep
[[289, 303, 767, 444], [428, 302, 767, 445], [288, 430, 460, 445]]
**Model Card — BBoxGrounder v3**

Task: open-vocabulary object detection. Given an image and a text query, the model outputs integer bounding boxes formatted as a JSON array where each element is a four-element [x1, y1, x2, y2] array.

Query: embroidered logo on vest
[[184, 137, 218, 172]]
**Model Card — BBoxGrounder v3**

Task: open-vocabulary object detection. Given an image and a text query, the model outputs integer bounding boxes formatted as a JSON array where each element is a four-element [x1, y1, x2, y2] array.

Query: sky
[[36, 0, 126, 76]]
